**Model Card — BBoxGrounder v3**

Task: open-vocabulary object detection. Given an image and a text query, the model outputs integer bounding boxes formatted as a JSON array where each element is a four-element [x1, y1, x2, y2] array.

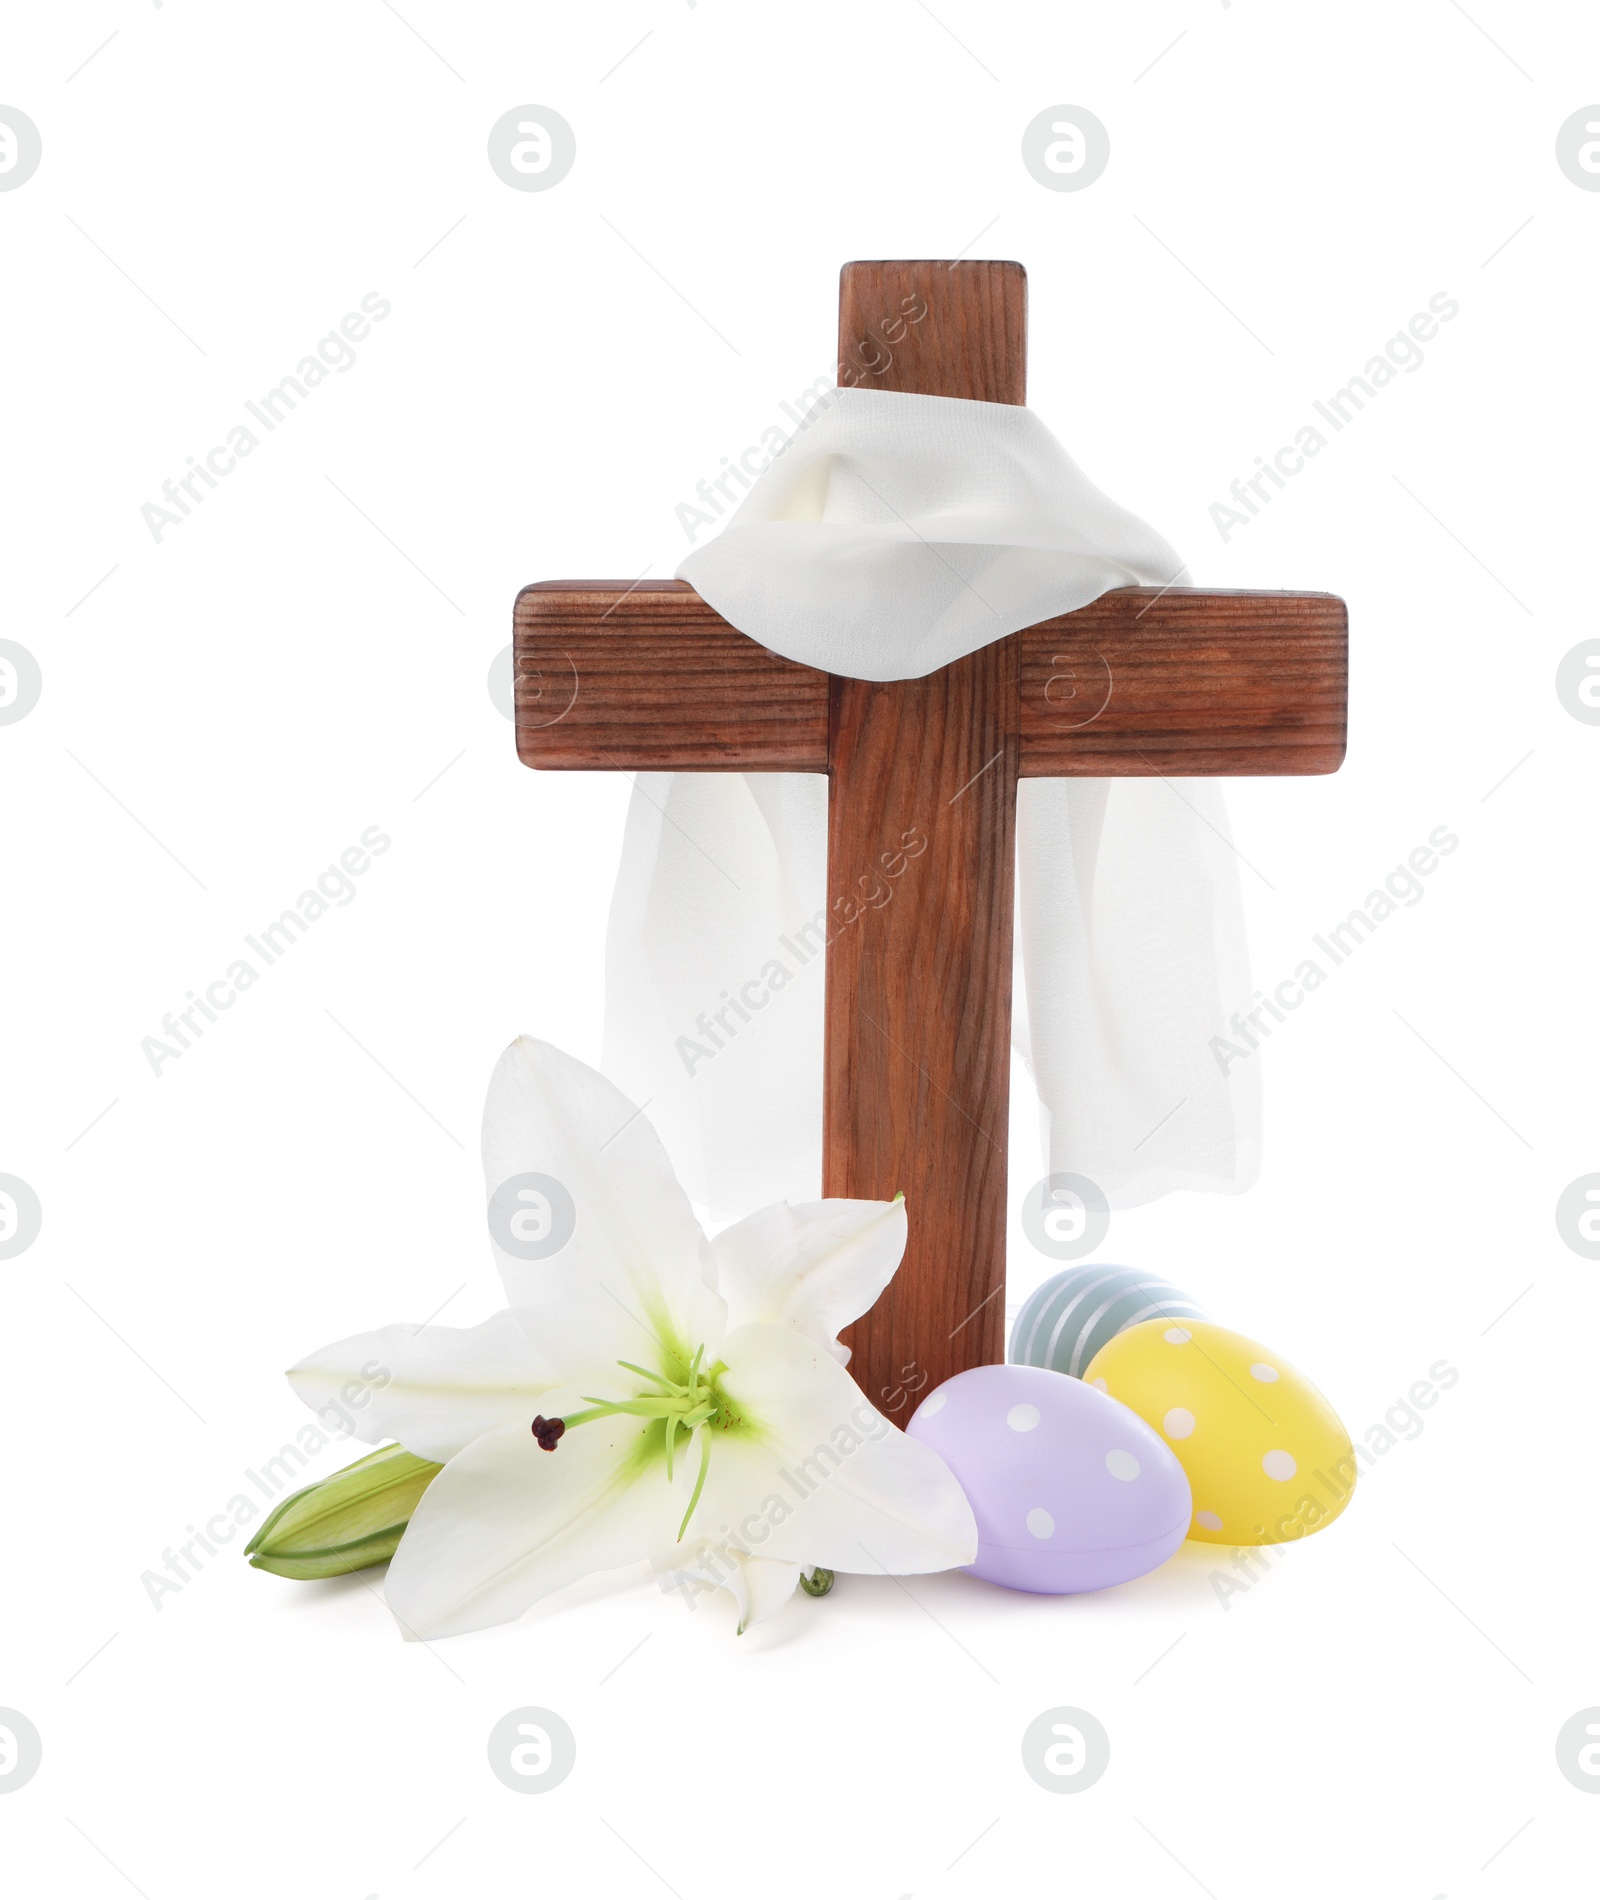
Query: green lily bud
[[245, 1442, 441, 1579]]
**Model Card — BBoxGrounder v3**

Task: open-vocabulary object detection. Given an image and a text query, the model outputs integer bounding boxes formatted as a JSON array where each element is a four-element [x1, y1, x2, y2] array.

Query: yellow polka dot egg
[[1084, 1319, 1355, 1546]]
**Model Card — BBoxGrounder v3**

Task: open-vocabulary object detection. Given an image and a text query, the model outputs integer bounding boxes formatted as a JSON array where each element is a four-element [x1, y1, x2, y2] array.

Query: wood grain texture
[[1019, 588, 1348, 776], [827, 643, 1018, 1408], [516, 582, 1346, 780], [514, 581, 827, 772], [838, 260, 1027, 404]]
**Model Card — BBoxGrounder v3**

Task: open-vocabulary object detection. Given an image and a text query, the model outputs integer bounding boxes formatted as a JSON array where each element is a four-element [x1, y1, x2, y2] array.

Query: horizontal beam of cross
[[515, 580, 1347, 777]]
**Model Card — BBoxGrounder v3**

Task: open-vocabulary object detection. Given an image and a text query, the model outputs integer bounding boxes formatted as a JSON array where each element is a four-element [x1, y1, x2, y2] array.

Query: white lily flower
[[287, 1037, 977, 1639]]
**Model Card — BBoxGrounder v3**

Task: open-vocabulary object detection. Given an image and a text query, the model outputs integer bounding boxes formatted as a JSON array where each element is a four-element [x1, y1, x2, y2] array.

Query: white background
[[3, 3, 1597, 1895]]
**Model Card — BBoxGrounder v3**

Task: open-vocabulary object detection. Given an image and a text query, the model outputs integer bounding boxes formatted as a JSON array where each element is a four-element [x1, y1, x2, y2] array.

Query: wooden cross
[[515, 261, 1346, 1414]]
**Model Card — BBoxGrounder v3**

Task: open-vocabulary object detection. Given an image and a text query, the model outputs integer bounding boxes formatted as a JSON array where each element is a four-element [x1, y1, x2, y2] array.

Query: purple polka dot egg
[[907, 1363, 1191, 1594]]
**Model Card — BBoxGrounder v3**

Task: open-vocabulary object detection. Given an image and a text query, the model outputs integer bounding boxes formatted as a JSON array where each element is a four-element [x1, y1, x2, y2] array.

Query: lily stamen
[[548, 1348, 739, 1543]]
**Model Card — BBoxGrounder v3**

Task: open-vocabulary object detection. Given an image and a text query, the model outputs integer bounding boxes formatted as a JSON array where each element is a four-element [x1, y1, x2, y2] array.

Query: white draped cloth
[[603, 388, 1261, 1217]]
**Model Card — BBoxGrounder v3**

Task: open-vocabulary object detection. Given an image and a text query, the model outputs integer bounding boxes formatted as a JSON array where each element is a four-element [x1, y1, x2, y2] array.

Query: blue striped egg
[[1009, 1265, 1205, 1380]]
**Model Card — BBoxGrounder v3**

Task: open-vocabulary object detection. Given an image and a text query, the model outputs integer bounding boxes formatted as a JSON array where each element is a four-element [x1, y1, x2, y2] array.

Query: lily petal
[[383, 1392, 681, 1640], [286, 1312, 558, 1463], [734, 1553, 806, 1630], [655, 1551, 803, 1634], [711, 1197, 908, 1363], [482, 1038, 725, 1383], [685, 1323, 978, 1577]]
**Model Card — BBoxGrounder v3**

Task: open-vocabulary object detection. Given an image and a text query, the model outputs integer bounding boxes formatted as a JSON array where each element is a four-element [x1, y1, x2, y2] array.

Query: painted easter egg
[[906, 1363, 1191, 1593], [1084, 1319, 1355, 1546], [1009, 1264, 1205, 1380]]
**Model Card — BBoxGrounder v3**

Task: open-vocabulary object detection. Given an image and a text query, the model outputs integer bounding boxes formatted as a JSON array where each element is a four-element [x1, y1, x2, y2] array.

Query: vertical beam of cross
[[827, 262, 1027, 1411]]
